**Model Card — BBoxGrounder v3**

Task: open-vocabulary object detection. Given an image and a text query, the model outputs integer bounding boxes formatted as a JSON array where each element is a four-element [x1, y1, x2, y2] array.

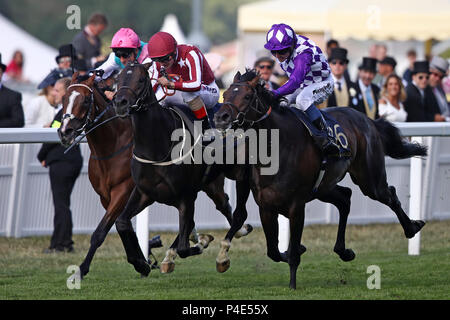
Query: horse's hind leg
[[317, 185, 355, 262], [115, 187, 154, 277], [350, 163, 425, 239]]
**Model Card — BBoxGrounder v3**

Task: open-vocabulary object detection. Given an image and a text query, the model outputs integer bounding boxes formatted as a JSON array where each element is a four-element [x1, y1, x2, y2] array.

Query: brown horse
[[214, 70, 427, 289], [58, 73, 249, 278]]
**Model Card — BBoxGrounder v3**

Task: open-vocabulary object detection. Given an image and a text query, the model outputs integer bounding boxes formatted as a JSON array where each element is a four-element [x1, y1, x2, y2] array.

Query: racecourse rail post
[[408, 136, 423, 255]]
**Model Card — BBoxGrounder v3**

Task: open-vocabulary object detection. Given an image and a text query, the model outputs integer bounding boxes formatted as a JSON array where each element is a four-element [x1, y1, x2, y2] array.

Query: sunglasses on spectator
[[58, 57, 72, 63], [430, 71, 444, 79], [258, 64, 273, 70], [271, 47, 291, 56], [152, 54, 172, 63], [114, 49, 133, 59], [330, 60, 346, 66], [417, 75, 429, 80]]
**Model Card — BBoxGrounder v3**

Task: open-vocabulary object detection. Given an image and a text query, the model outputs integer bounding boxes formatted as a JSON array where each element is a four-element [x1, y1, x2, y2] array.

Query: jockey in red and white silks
[[143, 31, 219, 136]]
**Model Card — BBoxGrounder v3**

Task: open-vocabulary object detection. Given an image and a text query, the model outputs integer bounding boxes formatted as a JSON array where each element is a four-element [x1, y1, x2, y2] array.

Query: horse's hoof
[[235, 224, 253, 239], [405, 220, 426, 238], [216, 259, 230, 273], [160, 261, 175, 274], [299, 244, 307, 255], [279, 251, 289, 263], [340, 249, 356, 262], [198, 234, 214, 249]]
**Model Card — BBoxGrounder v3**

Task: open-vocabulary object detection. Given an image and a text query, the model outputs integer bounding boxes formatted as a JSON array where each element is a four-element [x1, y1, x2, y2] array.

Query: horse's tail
[[373, 118, 428, 159]]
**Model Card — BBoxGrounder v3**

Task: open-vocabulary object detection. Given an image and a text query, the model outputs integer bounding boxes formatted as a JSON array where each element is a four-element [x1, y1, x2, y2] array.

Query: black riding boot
[[200, 116, 215, 142], [311, 116, 340, 156]]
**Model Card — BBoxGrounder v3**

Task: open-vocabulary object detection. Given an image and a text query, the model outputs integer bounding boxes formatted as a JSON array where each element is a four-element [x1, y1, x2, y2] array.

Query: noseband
[[63, 83, 97, 134], [222, 82, 272, 127]]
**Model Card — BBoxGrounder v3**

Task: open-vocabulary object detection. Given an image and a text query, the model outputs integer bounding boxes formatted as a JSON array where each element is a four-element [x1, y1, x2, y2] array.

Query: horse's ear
[[143, 61, 153, 70], [249, 74, 260, 88], [86, 73, 96, 86], [233, 71, 241, 83], [71, 72, 79, 83]]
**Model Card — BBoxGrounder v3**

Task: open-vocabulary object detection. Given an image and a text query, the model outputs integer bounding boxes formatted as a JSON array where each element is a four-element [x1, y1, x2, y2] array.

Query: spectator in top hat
[[72, 13, 108, 69], [38, 44, 74, 90], [404, 61, 442, 122], [354, 57, 380, 120], [0, 53, 24, 127], [402, 49, 417, 86], [254, 56, 279, 91], [73, 59, 89, 76], [319, 47, 359, 109], [428, 56, 449, 120], [373, 56, 397, 88]]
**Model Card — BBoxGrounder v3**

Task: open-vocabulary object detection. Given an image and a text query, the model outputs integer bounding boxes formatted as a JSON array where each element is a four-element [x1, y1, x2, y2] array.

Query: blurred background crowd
[[1, 0, 449, 129]]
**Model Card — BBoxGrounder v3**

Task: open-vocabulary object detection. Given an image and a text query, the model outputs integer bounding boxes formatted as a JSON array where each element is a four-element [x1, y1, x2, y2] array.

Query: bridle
[[222, 82, 272, 128], [62, 83, 121, 154]]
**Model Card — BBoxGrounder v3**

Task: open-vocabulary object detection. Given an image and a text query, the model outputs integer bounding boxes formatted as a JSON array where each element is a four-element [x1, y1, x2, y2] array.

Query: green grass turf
[[1, 220, 449, 300]]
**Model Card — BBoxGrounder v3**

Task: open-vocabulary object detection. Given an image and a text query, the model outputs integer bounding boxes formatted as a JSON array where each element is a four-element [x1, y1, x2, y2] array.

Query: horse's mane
[[237, 69, 281, 110], [75, 74, 109, 103]]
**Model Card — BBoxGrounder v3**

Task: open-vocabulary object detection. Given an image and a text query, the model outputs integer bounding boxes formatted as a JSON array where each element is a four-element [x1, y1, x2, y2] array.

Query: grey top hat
[[430, 56, 449, 75]]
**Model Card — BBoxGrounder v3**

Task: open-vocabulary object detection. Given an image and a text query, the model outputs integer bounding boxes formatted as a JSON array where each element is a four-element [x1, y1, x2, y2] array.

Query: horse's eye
[[139, 77, 146, 83], [244, 95, 251, 100]]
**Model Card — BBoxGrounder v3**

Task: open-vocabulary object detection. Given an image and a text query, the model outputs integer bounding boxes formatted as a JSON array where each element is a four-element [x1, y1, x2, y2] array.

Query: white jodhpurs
[[286, 75, 334, 111], [155, 81, 220, 109]]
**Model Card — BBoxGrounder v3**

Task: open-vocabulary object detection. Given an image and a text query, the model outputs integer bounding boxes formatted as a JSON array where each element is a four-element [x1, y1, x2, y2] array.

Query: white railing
[[1, 124, 450, 257]]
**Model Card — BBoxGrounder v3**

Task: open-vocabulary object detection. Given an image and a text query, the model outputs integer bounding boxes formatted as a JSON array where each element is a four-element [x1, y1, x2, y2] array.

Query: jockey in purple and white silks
[[265, 23, 339, 155]]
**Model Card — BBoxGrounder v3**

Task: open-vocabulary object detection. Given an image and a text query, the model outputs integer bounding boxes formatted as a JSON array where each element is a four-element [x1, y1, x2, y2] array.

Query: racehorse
[[111, 61, 252, 277], [58, 72, 250, 278], [213, 69, 427, 289]]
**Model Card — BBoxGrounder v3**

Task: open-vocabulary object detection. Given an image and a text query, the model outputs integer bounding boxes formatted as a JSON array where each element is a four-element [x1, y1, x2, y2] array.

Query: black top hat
[[359, 57, 378, 73], [412, 61, 430, 75], [379, 56, 397, 68], [328, 48, 349, 64], [0, 53, 6, 72], [55, 44, 76, 63]]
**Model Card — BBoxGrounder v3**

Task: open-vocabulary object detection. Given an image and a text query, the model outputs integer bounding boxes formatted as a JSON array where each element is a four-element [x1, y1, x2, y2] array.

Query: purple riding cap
[[264, 23, 296, 51]]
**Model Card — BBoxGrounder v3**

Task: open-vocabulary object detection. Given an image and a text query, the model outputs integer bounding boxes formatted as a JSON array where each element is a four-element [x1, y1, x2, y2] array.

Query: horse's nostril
[[221, 113, 231, 122], [120, 98, 128, 107]]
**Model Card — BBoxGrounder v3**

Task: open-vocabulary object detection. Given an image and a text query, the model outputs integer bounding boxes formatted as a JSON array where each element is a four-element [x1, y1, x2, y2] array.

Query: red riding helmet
[[147, 32, 177, 58]]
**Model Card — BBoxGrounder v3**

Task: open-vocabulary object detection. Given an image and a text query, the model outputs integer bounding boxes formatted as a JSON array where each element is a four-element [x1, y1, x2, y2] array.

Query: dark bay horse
[[112, 62, 252, 277], [58, 72, 250, 278], [214, 70, 427, 289]]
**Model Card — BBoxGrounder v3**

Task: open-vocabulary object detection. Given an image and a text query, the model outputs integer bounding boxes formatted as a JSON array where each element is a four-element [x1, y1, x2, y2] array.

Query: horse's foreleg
[[259, 208, 287, 263], [115, 187, 153, 277], [80, 183, 133, 278], [317, 185, 355, 262], [287, 200, 306, 290], [216, 179, 252, 273]]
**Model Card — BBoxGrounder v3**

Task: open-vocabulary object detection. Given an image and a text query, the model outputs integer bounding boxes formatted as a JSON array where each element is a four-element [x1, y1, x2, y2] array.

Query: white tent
[[160, 14, 187, 44], [0, 13, 57, 84]]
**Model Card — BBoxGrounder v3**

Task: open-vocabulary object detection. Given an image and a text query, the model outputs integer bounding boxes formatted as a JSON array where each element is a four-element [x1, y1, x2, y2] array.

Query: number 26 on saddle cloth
[[288, 107, 351, 158]]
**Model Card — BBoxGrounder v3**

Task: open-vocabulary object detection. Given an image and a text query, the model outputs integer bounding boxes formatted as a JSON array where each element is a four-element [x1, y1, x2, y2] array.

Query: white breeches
[[286, 75, 334, 111], [155, 81, 220, 109]]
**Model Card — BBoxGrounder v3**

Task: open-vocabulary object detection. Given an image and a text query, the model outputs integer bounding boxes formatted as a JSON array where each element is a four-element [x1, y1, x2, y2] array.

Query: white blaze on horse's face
[[61, 91, 80, 133]]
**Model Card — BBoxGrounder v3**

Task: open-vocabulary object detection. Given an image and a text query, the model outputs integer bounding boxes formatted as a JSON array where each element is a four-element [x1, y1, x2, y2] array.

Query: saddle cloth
[[285, 106, 351, 158]]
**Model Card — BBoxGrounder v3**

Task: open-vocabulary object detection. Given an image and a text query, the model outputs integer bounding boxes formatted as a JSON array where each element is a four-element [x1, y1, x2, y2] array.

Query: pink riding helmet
[[110, 28, 141, 49], [264, 23, 296, 51]]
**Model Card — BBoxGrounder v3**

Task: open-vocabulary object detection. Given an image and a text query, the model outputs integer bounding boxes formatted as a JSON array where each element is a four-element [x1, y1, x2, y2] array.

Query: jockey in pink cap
[[96, 28, 149, 99], [265, 23, 339, 155]]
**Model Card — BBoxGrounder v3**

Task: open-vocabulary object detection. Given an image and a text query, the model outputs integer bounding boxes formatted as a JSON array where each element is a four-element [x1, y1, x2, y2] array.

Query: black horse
[[58, 72, 251, 278], [214, 70, 427, 289], [112, 62, 252, 276]]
